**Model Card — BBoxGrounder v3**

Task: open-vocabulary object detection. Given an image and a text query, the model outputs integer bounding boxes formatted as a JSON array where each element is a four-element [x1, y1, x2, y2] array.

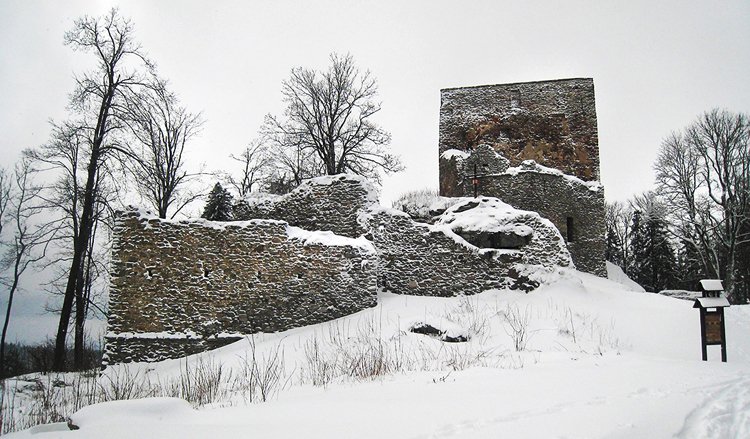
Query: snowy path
[[676, 374, 750, 439]]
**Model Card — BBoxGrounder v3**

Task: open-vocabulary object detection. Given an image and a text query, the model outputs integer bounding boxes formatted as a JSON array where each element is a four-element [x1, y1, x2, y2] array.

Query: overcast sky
[[1, 0, 749, 343]]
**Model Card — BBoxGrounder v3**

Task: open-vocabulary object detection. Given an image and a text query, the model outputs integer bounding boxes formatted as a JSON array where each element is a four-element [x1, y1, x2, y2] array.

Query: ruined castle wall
[[438, 79, 606, 277], [472, 171, 607, 277], [439, 78, 600, 183], [369, 210, 535, 296], [104, 210, 378, 364], [234, 175, 376, 238]]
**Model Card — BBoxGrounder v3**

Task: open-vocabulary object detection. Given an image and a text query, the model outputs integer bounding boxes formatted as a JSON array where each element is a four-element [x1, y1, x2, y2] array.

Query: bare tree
[[227, 142, 271, 198], [125, 83, 204, 218], [654, 109, 750, 300], [655, 131, 718, 277], [264, 140, 321, 194], [0, 169, 10, 236], [27, 123, 117, 370], [689, 110, 750, 299], [49, 9, 154, 370], [0, 159, 57, 375], [605, 200, 634, 270], [0, 168, 10, 376], [262, 53, 402, 190]]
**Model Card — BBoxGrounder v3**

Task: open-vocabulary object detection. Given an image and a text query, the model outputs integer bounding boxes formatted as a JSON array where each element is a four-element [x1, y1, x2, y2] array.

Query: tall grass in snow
[[2, 297, 622, 434]]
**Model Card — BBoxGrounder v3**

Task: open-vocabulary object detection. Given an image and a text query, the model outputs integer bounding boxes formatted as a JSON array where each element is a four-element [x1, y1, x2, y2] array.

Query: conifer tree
[[605, 228, 624, 268], [629, 210, 677, 292], [628, 210, 647, 283], [648, 216, 677, 292], [202, 183, 234, 221]]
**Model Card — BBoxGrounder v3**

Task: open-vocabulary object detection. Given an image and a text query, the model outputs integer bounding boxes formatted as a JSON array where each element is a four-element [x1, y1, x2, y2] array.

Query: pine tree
[[648, 216, 677, 292], [629, 210, 677, 292], [202, 183, 234, 221], [628, 210, 648, 286], [605, 228, 624, 268]]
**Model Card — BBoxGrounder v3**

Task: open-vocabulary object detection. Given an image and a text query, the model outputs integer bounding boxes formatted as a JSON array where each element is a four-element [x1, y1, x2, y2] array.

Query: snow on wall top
[[286, 225, 376, 253], [504, 160, 602, 192], [106, 206, 379, 364], [128, 206, 287, 230], [235, 174, 378, 238], [437, 197, 536, 235], [437, 197, 573, 268], [244, 174, 380, 208], [440, 149, 470, 161], [121, 207, 374, 252]]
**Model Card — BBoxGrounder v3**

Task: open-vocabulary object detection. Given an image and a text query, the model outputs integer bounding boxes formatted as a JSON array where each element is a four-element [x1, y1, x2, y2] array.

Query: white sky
[[0, 0, 748, 342]]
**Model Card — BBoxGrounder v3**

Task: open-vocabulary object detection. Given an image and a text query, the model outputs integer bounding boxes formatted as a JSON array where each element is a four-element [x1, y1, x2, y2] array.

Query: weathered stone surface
[[439, 78, 600, 182], [368, 201, 570, 297], [106, 169, 592, 365], [234, 174, 376, 238], [438, 78, 607, 277], [457, 143, 510, 181], [104, 209, 377, 365], [476, 170, 606, 276], [103, 337, 242, 365], [368, 210, 519, 297], [435, 197, 573, 269]]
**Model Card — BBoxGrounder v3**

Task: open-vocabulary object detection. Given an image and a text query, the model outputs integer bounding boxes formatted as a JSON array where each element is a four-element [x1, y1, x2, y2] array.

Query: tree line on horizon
[[0, 9, 400, 376]]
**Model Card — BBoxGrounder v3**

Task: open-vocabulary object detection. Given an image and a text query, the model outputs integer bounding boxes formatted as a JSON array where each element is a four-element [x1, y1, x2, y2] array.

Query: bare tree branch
[[261, 53, 402, 192]]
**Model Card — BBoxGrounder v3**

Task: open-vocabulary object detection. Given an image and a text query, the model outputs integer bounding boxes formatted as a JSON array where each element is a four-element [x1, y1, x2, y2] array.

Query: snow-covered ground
[[6, 268, 750, 438]]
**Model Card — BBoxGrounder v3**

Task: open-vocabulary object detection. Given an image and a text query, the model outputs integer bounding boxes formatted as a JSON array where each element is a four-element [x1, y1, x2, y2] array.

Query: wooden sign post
[[693, 279, 729, 362]]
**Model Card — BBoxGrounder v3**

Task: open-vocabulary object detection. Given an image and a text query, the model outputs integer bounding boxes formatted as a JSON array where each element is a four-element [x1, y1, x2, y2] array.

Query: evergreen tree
[[628, 210, 647, 284], [629, 210, 677, 292], [202, 183, 234, 221], [648, 216, 677, 292], [605, 228, 624, 268]]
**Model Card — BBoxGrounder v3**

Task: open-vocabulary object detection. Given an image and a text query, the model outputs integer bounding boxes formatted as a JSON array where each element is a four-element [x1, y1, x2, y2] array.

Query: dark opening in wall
[[203, 268, 211, 278], [566, 217, 575, 242], [454, 229, 531, 249]]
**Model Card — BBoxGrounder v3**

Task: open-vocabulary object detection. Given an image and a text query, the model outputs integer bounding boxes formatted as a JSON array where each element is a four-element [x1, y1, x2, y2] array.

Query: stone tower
[[438, 78, 606, 276]]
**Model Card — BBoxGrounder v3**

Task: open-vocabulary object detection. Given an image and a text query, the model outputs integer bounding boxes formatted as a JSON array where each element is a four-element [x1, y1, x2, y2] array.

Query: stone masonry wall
[[104, 209, 377, 364], [438, 79, 606, 277], [234, 174, 376, 238], [439, 78, 600, 184], [106, 172, 590, 364], [474, 170, 607, 276], [434, 197, 573, 270], [369, 210, 537, 296]]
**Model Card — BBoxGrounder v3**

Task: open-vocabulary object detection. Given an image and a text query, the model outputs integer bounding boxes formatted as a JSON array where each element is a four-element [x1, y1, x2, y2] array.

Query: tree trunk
[[53, 79, 113, 371], [53, 153, 99, 370], [0, 259, 22, 377], [74, 220, 98, 369]]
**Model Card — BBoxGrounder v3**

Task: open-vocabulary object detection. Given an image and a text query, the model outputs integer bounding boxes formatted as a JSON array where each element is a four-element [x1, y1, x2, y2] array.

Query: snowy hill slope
[[606, 261, 646, 292], [6, 268, 750, 438]]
